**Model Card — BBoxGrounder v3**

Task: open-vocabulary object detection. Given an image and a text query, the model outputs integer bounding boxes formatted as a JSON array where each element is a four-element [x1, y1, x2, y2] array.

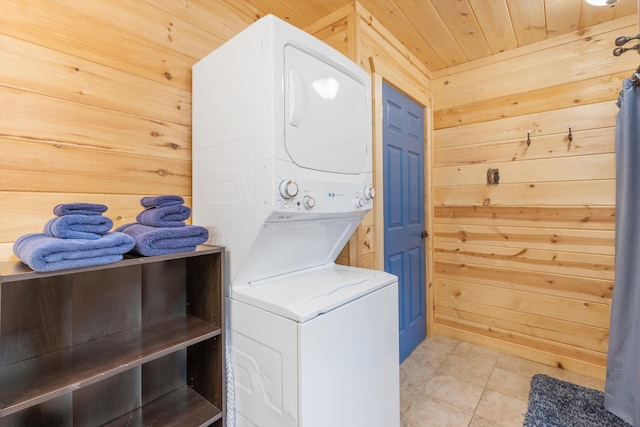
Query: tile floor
[[400, 335, 605, 426]]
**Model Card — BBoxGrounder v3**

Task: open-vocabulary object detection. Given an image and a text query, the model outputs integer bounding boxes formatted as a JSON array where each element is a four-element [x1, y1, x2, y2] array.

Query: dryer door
[[284, 45, 368, 174]]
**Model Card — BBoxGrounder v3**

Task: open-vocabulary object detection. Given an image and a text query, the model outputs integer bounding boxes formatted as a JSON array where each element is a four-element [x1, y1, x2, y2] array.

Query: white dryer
[[193, 15, 399, 427]]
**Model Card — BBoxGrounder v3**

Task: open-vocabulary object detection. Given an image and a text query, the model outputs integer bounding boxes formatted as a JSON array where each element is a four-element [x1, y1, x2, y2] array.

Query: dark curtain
[[605, 70, 640, 426]]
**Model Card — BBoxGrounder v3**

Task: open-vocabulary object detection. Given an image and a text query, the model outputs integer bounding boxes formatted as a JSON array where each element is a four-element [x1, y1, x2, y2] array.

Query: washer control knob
[[364, 185, 376, 200], [303, 195, 316, 209], [355, 197, 365, 208], [279, 179, 299, 200]]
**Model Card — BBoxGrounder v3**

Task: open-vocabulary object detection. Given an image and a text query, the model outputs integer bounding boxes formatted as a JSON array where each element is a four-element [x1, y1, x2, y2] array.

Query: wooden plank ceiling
[[222, 0, 639, 71]]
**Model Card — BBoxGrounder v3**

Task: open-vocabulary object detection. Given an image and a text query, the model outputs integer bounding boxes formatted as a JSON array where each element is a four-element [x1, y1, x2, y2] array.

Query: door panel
[[382, 83, 426, 363]]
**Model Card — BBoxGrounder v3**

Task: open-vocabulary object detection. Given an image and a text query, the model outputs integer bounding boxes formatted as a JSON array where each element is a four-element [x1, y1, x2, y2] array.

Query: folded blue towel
[[140, 195, 184, 209], [136, 205, 191, 227], [44, 215, 114, 240], [116, 223, 208, 256], [53, 203, 108, 216], [13, 232, 135, 272]]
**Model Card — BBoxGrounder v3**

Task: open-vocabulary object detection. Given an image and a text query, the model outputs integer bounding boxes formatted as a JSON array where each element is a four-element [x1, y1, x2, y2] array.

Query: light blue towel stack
[[13, 203, 135, 272], [46, 202, 113, 240], [136, 195, 191, 228], [117, 195, 208, 256]]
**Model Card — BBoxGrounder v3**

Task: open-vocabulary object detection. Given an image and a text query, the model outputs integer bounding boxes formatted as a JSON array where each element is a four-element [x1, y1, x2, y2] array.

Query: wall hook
[[568, 124, 573, 143], [526, 129, 531, 146]]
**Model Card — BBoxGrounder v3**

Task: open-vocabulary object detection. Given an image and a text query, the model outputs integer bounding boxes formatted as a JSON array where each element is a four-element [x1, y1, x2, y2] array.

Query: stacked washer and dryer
[[193, 15, 400, 427]]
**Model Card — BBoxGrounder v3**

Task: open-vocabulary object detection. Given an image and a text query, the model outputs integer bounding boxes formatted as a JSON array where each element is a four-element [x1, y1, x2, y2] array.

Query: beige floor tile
[[401, 394, 473, 427], [474, 389, 528, 427], [451, 341, 500, 366], [437, 354, 495, 386], [494, 353, 554, 378], [485, 367, 532, 401], [540, 365, 605, 391], [422, 374, 485, 414], [543, 367, 575, 384], [401, 354, 437, 387], [400, 381, 423, 416], [419, 334, 459, 354], [564, 370, 606, 392], [404, 345, 450, 372], [400, 336, 606, 427], [468, 415, 504, 427]]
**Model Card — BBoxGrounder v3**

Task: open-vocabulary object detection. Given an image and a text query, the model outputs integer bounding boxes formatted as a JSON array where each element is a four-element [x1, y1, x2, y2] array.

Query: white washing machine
[[230, 264, 398, 427], [192, 15, 399, 427]]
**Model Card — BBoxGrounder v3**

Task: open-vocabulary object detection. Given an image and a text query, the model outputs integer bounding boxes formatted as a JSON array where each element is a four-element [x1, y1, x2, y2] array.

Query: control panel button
[[279, 179, 299, 200], [303, 195, 316, 209], [354, 197, 365, 208], [364, 185, 375, 200]]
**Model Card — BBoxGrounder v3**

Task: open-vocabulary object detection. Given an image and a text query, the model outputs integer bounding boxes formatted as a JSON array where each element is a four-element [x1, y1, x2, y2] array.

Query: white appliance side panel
[[284, 45, 369, 175], [193, 136, 264, 283], [192, 16, 271, 282], [299, 283, 400, 427], [229, 298, 299, 427]]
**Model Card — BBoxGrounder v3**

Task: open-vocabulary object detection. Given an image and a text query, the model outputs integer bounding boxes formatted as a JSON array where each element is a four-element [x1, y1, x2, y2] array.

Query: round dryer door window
[[284, 45, 368, 174]]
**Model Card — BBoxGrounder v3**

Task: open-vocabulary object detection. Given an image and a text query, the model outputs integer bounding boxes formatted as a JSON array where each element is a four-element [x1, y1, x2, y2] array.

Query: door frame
[[372, 74, 434, 338]]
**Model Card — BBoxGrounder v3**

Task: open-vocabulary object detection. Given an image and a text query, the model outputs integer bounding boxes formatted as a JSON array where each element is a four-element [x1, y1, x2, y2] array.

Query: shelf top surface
[[1, 245, 223, 283]]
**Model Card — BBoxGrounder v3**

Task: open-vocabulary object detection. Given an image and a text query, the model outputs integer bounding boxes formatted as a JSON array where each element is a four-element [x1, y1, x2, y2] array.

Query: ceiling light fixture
[[585, 0, 618, 6]]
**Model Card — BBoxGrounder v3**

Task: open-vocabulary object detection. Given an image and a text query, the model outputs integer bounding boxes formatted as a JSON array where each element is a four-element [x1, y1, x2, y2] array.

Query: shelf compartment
[[103, 385, 222, 427], [0, 314, 220, 417]]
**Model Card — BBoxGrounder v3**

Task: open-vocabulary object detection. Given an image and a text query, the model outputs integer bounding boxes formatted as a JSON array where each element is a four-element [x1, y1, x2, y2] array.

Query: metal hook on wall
[[613, 34, 640, 56], [526, 129, 531, 146], [613, 44, 640, 56], [568, 124, 573, 143], [615, 34, 640, 46]]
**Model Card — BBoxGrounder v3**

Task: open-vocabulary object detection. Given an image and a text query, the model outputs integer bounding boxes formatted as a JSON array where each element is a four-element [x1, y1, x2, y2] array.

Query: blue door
[[382, 82, 426, 363]]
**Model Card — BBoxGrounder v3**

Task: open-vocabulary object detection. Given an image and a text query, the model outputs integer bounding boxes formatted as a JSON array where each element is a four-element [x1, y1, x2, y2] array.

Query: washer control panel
[[273, 177, 373, 219]]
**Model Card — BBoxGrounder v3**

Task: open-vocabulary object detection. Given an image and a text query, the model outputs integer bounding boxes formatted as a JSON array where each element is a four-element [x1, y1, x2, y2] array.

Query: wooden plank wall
[[0, 0, 259, 261], [431, 15, 639, 379]]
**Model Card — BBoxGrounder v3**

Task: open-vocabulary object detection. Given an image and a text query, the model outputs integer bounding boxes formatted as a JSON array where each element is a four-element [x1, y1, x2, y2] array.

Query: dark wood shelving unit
[[0, 246, 225, 427]]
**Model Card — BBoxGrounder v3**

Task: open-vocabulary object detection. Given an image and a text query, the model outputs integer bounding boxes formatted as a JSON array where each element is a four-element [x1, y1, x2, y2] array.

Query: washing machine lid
[[284, 45, 368, 175], [230, 263, 397, 323]]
